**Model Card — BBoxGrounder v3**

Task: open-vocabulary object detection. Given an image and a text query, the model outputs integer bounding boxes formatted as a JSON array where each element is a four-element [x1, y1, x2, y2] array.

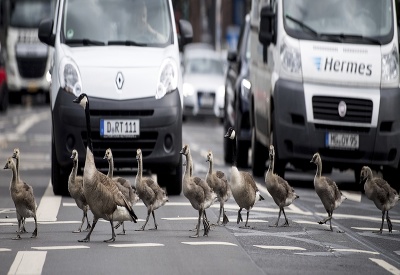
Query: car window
[[186, 57, 224, 75]]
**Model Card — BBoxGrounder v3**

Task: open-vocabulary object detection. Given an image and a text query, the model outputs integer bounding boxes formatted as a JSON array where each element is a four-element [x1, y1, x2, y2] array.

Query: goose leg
[[203, 210, 210, 236], [104, 220, 116, 242], [117, 222, 126, 235], [190, 210, 202, 238], [222, 206, 229, 225], [84, 211, 91, 231], [237, 208, 243, 224], [73, 211, 86, 233], [216, 202, 223, 225], [270, 208, 282, 227], [31, 216, 38, 238], [150, 211, 158, 230], [373, 211, 385, 234], [137, 208, 152, 231], [79, 218, 98, 242], [240, 210, 251, 228], [281, 208, 290, 227], [386, 211, 393, 233]]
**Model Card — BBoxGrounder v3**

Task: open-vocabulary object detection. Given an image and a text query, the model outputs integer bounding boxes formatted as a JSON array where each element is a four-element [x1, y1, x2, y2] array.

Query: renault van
[[39, 0, 193, 195]]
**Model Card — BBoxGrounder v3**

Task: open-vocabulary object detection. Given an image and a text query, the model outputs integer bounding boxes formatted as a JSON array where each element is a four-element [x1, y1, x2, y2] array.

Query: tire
[[251, 127, 267, 177], [9, 91, 22, 105], [51, 140, 70, 196], [383, 166, 400, 193], [157, 156, 183, 195], [236, 139, 249, 168], [0, 84, 8, 112]]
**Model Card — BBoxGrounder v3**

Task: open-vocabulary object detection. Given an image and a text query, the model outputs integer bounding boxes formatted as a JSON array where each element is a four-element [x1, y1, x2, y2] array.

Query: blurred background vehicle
[[0, 42, 8, 112], [182, 42, 226, 121], [223, 13, 251, 167]]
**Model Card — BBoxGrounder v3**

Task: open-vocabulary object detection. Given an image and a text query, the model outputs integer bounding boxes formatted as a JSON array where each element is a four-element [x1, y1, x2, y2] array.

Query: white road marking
[[162, 217, 197, 221], [332, 249, 379, 255], [341, 191, 362, 202], [15, 112, 49, 135], [7, 251, 47, 275], [369, 258, 400, 275], [109, 243, 164, 248], [0, 248, 11, 252], [314, 212, 400, 224], [32, 246, 89, 250], [254, 245, 306, 251], [351, 227, 398, 232], [62, 203, 76, 207], [0, 223, 17, 226], [394, 251, 400, 256], [38, 221, 81, 225], [293, 220, 338, 228], [36, 181, 62, 222], [182, 241, 237, 246]]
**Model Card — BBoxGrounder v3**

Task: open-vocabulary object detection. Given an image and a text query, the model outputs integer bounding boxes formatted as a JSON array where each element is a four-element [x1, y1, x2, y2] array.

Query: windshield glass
[[283, 0, 393, 44], [10, 0, 54, 28], [186, 57, 225, 76], [62, 0, 172, 47]]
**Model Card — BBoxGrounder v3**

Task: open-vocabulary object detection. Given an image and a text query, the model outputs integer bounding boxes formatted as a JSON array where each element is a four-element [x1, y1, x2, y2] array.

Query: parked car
[[0, 43, 8, 112], [182, 43, 225, 120], [223, 14, 251, 167]]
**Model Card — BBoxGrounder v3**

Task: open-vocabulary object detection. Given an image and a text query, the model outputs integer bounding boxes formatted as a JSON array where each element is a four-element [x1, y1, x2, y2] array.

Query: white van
[[249, 0, 400, 189], [38, 0, 193, 195]]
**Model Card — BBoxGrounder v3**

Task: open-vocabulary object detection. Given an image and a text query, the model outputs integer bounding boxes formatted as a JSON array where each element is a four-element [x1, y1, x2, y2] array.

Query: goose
[[104, 148, 139, 234], [11, 148, 27, 234], [310, 152, 346, 232], [73, 93, 138, 242], [4, 157, 38, 239], [180, 144, 216, 237], [265, 145, 299, 227], [68, 149, 91, 233], [360, 166, 399, 233], [224, 127, 264, 228], [205, 150, 230, 225], [135, 148, 168, 230]]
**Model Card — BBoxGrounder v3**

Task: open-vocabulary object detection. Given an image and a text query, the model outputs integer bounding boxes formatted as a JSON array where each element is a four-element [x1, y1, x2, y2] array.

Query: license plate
[[200, 94, 214, 107], [100, 119, 140, 138], [325, 132, 359, 149]]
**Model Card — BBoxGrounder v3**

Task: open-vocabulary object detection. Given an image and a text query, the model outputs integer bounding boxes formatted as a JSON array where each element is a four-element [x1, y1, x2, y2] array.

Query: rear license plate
[[199, 94, 214, 107], [325, 132, 359, 149], [100, 119, 140, 138]]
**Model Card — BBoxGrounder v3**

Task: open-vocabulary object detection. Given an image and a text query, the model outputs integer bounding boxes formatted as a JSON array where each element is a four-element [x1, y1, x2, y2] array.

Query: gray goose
[[11, 148, 27, 234], [265, 145, 299, 227], [68, 149, 91, 233], [4, 157, 38, 239], [224, 127, 264, 228], [180, 144, 216, 237], [360, 166, 399, 233], [310, 152, 346, 232], [104, 148, 139, 234], [135, 148, 168, 230], [73, 93, 138, 242], [205, 150, 230, 225]]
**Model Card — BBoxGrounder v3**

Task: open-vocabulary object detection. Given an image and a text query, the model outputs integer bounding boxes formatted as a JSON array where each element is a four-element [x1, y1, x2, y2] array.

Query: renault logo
[[116, 72, 124, 90], [338, 101, 347, 118]]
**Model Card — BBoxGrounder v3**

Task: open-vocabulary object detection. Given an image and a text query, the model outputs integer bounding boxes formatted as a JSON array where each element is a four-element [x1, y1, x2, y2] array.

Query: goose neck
[[184, 153, 192, 178], [136, 157, 143, 183], [107, 158, 114, 178], [85, 101, 94, 153], [268, 153, 274, 174], [207, 159, 213, 175], [231, 137, 237, 167], [72, 159, 79, 178], [316, 159, 322, 177], [10, 164, 19, 186]]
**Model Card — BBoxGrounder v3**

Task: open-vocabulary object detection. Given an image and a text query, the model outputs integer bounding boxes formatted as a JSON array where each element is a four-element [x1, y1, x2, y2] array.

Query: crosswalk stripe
[[333, 249, 379, 255], [182, 241, 237, 246], [351, 227, 398, 232], [32, 246, 89, 250], [0, 248, 11, 252], [369, 258, 400, 275], [254, 245, 306, 251], [36, 181, 62, 222], [109, 243, 164, 248], [7, 251, 47, 275]]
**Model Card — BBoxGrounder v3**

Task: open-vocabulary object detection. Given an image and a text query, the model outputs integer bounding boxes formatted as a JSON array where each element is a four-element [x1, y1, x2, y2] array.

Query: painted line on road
[[332, 249, 379, 255], [293, 220, 338, 228], [0, 223, 17, 226], [0, 248, 11, 252], [37, 181, 62, 222], [16, 112, 49, 135], [109, 243, 164, 248], [32, 246, 90, 250], [395, 251, 400, 256], [162, 217, 197, 221], [341, 191, 362, 202], [182, 241, 237, 246], [38, 221, 81, 225], [254, 245, 306, 251], [369, 258, 400, 275], [315, 212, 400, 224], [7, 251, 47, 275], [351, 227, 398, 233]]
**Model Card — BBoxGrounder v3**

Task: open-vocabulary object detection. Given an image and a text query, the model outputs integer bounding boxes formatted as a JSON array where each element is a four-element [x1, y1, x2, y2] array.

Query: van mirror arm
[[38, 18, 55, 47], [258, 6, 276, 48], [178, 19, 193, 52]]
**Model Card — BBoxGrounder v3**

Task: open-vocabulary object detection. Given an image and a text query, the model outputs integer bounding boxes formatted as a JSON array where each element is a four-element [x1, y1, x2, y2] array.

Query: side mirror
[[178, 19, 193, 51], [227, 51, 237, 62], [38, 18, 55, 47], [258, 6, 276, 47]]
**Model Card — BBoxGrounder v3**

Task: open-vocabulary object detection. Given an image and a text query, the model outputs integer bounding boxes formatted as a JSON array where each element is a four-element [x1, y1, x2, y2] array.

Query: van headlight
[[381, 45, 399, 88], [183, 82, 195, 97], [280, 41, 302, 79], [155, 58, 178, 99], [59, 57, 82, 96]]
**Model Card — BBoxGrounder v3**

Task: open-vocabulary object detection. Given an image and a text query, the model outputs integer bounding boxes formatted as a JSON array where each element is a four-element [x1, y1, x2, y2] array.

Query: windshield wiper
[[66, 39, 105, 46], [285, 14, 319, 37], [319, 33, 382, 45], [108, 40, 147, 47]]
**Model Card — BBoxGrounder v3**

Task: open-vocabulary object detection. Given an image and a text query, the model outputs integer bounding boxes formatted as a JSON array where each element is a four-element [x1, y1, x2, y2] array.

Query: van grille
[[312, 96, 372, 123], [16, 56, 47, 78], [90, 109, 154, 117]]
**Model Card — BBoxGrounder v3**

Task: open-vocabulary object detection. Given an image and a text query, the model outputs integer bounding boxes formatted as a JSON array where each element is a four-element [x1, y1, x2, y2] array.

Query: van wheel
[[0, 84, 8, 112], [51, 140, 70, 196], [158, 157, 183, 195], [251, 127, 267, 177], [383, 166, 400, 193]]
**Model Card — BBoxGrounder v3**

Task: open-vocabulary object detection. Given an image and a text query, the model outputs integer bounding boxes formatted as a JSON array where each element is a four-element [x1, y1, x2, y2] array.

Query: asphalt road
[[0, 102, 399, 275]]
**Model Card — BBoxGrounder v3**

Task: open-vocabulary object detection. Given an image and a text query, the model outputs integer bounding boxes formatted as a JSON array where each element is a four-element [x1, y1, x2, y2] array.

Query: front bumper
[[52, 89, 182, 172], [273, 79, 400, 170]]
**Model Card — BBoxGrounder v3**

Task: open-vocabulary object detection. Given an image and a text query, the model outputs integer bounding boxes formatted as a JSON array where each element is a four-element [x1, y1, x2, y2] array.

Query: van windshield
[[283, 0, 393, 44], [10, 0, 54, 28], [62, 0, 172, 47]]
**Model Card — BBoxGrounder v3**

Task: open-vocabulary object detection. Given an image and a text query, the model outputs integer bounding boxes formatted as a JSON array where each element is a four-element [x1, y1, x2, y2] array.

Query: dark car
[[0, 43, 8, 112], [223, 14, 251, 167]]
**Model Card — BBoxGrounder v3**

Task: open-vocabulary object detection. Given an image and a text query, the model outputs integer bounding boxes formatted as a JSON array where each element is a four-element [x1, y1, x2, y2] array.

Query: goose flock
[[2, 93, 399, 241]]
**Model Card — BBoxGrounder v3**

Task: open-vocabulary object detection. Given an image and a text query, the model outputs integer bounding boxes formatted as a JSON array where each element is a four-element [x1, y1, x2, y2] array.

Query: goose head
[[310, 152, 321, 165], [73, 93, 88, 109], [224, 127, 235, 140], [4, 157, 15, 170], [360, 166, 373, 184], [104, 148, 113, 161], [179, 144, 190, 156], [269, 145, 275, 160], [12, 148, 20, 160], [70, 149, 78, 161], [136, 148, 142, 161], [206, 150, 213, 163]]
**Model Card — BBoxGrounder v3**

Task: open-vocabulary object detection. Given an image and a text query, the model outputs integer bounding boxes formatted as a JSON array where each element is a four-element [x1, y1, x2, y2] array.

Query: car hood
[[62, 45, 178, 100], [183, 73, 224, 92]]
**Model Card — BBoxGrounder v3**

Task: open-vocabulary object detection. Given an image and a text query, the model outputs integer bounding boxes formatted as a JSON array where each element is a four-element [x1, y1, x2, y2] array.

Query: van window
[[283, 0, 393, 44], [62, 0, 172, 47], [10, 0, 54, 28]]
